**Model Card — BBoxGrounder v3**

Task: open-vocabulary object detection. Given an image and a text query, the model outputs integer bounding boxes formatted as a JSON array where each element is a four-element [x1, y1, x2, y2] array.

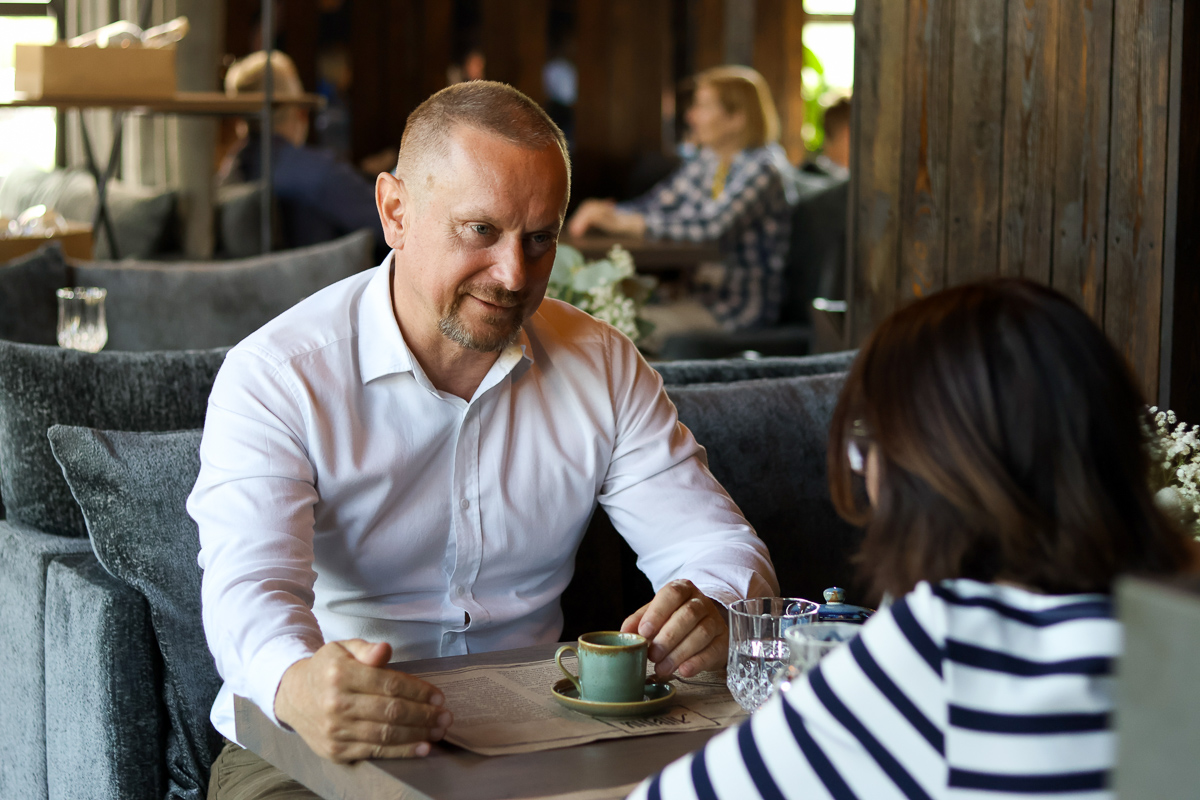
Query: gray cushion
[[667, 371, 861, 600], [44, 554, 162, 800], [0, 242, 69, 346], [0, 166, 176, 258], [0, 522, 92, 799], [0, 340, 225, 536], [73, 229, 374, 351], [49, 426, 218, 800], [654, 350, 856, 386]]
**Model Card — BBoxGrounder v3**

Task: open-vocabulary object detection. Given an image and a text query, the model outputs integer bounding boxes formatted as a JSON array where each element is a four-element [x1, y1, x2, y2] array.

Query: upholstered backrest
[[669, 372, 860, 597], [0, 243, 70, 347], [0, 341, 225, 536], [50, 427, 218, 800], [654, 350, 855, 386], [73, 229, 374, 351], [562, 370, 862, 638]]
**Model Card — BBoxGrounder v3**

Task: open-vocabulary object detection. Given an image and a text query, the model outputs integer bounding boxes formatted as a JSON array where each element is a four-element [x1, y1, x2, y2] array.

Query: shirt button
[[460, 498, 470, 509], [455, 585, 466, 597]]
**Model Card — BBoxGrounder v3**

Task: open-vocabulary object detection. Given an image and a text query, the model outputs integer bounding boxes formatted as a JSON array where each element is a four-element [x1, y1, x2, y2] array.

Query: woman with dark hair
[[629, 279, 1194, 800]]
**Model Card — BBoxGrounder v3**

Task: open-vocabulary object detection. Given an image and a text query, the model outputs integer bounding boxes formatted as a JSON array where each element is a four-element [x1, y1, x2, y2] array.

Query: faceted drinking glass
[[727, 597, 819, 712], [56, 287, 108, 353]]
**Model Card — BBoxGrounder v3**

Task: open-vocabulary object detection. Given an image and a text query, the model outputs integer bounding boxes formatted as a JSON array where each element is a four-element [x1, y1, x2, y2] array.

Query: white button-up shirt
[[189, 257, 778, 741]]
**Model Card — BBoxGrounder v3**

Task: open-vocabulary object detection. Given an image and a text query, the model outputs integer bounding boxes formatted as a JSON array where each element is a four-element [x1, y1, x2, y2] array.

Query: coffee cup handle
[[555, 644, 582, 695]]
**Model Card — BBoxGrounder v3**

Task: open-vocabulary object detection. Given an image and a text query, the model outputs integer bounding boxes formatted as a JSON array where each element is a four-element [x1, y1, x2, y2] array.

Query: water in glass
[[726, 597, 819, 712]]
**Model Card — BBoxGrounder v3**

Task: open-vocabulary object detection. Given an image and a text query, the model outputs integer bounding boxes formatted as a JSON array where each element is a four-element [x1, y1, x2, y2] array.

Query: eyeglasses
[[847, 419, 871, 476]]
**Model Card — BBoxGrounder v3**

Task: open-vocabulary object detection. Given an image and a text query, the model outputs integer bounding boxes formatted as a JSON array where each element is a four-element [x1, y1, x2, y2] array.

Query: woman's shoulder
[[886, 579, 1117, 651]]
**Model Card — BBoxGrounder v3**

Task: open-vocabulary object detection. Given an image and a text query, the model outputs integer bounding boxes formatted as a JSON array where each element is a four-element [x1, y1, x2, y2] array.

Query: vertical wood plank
[[781, 0, 807, 165], [482, 0, 548, 102], [693, 0, 726, 72], [1161, 0, 1199, 413], [897, 0, 955, 299], [574, 0, 611, 201], [848, 0, 908, 343], [754, 0, 786, 110], [1051, 0, 1114, 318], [943, 0, 1007, 285], [1105, 0, 1174, 400], [998, 0, 1060, 282]]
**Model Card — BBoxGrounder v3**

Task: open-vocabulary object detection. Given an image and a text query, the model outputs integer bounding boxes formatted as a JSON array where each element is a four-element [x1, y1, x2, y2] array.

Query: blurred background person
[[221, 50, 388, 260], [567, 66, 793, 344], [803, 95, 851, 180], [629, 279, 1196, 800]]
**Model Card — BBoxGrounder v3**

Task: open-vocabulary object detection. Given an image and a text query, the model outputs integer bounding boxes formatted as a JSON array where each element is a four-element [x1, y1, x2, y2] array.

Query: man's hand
[[621, 579, 728, 679], [274, 639, 452, 763]]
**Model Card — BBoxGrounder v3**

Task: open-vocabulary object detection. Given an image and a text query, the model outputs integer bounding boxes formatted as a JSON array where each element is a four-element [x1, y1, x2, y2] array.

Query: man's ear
[[376, 172, 410, 250]]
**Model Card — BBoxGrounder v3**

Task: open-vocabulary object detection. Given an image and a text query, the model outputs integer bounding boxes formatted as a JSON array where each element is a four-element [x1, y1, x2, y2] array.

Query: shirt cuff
[[244, 634, 324, 728]]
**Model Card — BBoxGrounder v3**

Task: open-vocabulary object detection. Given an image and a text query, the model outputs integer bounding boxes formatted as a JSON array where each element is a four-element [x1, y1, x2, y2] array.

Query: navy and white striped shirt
[[618, 145, 792, 331], [630, 579, 1120, 800]]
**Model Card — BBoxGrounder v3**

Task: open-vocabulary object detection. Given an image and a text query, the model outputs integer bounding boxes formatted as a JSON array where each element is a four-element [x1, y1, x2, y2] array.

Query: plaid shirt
[[620, 145, 792, 330]]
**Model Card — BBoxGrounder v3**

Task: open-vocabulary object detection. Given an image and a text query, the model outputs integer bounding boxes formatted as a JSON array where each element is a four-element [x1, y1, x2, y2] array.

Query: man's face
[[386, 126, 569, 353]]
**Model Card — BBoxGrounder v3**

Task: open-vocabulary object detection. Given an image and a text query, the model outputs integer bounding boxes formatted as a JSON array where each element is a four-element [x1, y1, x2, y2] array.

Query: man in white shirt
[[190, 81, 777, 796]]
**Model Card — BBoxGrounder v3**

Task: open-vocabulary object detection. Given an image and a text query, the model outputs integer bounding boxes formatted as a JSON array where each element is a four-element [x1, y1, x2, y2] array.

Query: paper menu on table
[[412, 657, 745, 756]]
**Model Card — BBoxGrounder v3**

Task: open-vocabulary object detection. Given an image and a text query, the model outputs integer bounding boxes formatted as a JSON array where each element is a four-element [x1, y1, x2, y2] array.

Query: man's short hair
[[395, 80, 571, 203], [224, 50, 305, 132]]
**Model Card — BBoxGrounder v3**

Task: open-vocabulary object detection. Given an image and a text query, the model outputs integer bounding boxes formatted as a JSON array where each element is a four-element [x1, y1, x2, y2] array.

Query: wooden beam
[[1105, 0, 1173, 401], [897, 0, 955, 299], [1050, 0, 1114, 320], [998, 0, 1060, 284], [943, 0, 1007, 286], [847, 0, 907, 343]]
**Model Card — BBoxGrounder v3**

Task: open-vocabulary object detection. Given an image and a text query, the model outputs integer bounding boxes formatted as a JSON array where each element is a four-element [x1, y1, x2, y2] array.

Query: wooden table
[[236, 643, 729, 800], [560, 235, 721, 274]]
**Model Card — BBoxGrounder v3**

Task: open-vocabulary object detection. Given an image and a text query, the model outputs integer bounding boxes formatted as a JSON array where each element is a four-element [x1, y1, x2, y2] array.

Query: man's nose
[[490, 237, 527, 292]]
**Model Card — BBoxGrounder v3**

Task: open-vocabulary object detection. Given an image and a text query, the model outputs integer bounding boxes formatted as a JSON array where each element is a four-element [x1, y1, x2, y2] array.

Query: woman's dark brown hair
[[829, 279, 1192, 600]]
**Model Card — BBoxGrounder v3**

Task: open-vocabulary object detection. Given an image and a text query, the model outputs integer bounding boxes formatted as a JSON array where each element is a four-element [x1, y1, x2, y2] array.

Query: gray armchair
[[6, 328, 858, 799], [0, 230, 377, 799]]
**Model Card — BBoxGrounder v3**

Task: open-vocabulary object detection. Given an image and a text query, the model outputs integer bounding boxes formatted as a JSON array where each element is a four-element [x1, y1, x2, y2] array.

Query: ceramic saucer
[[551, 678, 677, 717]]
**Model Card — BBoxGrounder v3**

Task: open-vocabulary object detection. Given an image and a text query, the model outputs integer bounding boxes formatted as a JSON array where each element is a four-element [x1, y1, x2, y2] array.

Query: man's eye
[[471, 224, 491, 236], [530, 233, 555, 245]]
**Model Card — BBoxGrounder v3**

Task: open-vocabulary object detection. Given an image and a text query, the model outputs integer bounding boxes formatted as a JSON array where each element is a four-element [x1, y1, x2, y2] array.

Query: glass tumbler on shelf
[[727, 596, 819, 712], [56, 287, 108, 353]]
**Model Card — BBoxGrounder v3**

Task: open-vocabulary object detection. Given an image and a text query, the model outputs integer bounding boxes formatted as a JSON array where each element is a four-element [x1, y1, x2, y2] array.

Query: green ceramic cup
[[555, 631, 648, 703]]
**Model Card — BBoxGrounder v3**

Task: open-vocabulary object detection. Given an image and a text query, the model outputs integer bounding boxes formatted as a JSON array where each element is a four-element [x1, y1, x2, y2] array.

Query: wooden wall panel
[[998, 0, 1059, 283], [753, 0, 807, 165], [1161, 0, 1199, 415], [693, 0, 726, 72], [943, 0, 1006, 285], [574, 0, 672, 201], [1105, 0, 1173, 399], [349, 1, 453, 164], [898, 0, 955, 299], [1051, 0, 1113, 319], [481, 0, 548, 103], [847, 0, 907, 343]]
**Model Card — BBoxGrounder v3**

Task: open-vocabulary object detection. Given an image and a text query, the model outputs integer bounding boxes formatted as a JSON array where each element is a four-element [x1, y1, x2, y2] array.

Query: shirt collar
[[356, 252, 536, 388]]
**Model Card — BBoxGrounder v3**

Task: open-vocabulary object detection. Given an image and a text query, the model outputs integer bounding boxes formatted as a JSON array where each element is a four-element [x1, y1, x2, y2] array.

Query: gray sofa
[[0, 320, 857, 798]]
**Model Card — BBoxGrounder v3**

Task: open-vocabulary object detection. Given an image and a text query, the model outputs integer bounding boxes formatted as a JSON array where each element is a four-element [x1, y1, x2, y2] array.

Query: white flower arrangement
[[547, 243, 656, 344], [1144, 406, 1200, 540]]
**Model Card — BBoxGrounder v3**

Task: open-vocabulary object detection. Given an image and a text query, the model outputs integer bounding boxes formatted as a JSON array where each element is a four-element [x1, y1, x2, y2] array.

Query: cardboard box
[[0, 223, 94, 262], [14, 43, 175, 100]]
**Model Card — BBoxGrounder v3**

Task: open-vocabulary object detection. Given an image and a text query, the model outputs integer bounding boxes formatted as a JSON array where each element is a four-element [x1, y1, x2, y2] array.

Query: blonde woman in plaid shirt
[[567, 66, 793, 337]]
